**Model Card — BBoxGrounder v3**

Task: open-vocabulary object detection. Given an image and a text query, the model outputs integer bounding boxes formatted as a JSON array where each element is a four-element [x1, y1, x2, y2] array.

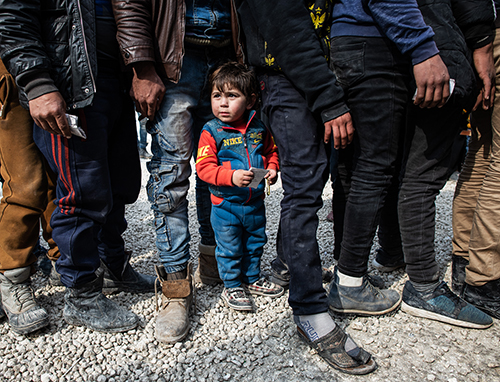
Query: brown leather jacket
[[112, 0, 244, 83]]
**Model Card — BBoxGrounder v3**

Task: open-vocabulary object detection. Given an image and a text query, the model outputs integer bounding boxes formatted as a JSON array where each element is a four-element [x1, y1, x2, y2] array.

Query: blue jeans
[[34, 68, 141, 287], [137, 114, 148, 150], [260, 73, 330, 316], [147, 45, 232, 272], [211, 199, 266, 288], [330, 36, 410, 277]]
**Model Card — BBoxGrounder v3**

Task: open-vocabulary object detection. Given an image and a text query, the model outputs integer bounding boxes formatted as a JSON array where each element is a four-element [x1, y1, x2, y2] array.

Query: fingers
[[29, 92, 70, 138], [326, 113, 354, 150]]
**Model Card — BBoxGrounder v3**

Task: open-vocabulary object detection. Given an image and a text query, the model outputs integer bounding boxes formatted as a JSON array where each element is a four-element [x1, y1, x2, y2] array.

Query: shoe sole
[[221, 295, 253, 311], [329, 293, 402, 316], [245, 288, 285, 298], [156, 325, 190, 344], [64, 316, 139, 333], [401, 301, 493, 329], [9, 316, 50, 335]]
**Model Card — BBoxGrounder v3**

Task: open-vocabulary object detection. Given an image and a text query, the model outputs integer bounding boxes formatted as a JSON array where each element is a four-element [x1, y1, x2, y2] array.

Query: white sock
[[337, 271, 363, 287], [294, 312, 336, 341]]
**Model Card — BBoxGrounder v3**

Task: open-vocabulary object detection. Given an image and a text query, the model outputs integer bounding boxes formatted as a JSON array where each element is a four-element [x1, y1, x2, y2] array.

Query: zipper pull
[[243, 136, 247, 148]]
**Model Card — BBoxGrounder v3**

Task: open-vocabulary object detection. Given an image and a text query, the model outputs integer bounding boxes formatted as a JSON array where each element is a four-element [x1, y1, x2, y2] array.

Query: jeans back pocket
[[330, 41, 365, 88]]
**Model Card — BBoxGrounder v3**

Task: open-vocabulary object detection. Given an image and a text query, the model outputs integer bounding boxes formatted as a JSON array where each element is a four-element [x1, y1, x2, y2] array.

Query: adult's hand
[[324, 112, 354, 149], [131, 62, 166, 119], [413, 54, 450, 108], [29, 91, 71, 138], [472, 42, 495, 111]]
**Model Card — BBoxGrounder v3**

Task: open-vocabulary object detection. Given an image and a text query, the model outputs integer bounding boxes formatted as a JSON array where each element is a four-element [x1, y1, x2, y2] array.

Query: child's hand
[[265, 169, 278, 185], [232, 169, 254, 187]]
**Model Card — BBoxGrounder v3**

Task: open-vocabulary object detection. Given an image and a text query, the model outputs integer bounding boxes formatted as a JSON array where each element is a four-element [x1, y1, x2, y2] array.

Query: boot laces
[[9, 282, 35, 310]]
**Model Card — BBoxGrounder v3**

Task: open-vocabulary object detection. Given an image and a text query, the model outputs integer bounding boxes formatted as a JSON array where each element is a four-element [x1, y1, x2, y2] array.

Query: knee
[[147, 163, 190, 213]]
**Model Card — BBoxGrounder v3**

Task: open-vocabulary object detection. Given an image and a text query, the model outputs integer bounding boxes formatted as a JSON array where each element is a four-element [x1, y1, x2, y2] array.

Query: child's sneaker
[[245, 277, 285, 297], [222, 287, 253, 311]]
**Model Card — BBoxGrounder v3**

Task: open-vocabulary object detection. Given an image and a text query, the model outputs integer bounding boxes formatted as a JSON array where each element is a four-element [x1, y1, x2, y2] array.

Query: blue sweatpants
[[33, 68, 141, 288], [211, 198, 266, 288]]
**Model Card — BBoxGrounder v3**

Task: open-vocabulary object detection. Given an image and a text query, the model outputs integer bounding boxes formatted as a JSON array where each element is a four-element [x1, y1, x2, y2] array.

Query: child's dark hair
[[209, 62, 259, 101]]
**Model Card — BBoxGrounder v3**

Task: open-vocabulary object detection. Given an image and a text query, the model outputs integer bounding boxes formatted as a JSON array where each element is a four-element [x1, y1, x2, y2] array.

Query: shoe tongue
[[4, 267, 31, 284]]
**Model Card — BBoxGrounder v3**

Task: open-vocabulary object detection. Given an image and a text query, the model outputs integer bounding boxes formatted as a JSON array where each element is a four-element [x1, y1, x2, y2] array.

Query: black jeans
[[330, 36, 410, 277], [399, 102, 467, 283], [260, 73, 329, 316]]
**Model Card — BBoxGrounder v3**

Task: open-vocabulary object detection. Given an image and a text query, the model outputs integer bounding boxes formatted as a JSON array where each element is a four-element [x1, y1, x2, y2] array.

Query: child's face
[[211, 85, 256, 124]]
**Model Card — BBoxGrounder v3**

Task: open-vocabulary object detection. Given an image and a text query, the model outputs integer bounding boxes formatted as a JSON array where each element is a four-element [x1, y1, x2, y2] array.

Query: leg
[[461, 31, 500, 318], [400, 101, 492, 328], [327, 37, 406, 315], [260, 73, 328, 316], [260, 72, 376, 376], [34, 69, 139, 332], [0, 59, 49, 333], [98, 89, 156, 294], [452, 111, 491, 293]]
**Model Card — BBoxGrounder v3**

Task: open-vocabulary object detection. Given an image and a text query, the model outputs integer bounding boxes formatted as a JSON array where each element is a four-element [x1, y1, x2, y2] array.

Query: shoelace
[[9, 283, 34, 310]]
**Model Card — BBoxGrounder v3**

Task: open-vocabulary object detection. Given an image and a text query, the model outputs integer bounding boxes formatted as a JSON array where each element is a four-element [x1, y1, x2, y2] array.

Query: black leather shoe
[[102, 258, 157, 294], [451, 255, 468, 296], [463, 278, 500, 320]]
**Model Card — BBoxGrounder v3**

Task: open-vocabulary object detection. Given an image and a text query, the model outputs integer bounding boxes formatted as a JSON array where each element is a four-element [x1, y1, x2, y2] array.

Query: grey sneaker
[[222, 287, 252, 311], [401, 280, 493, 329], [328, 270, 401, 315], [0, 267, 49, 334]]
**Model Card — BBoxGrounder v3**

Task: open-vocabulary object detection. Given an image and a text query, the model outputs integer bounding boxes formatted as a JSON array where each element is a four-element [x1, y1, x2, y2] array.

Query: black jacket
[[417, 0, 495, 109], [0, 0, 97, 110], [234, 0, 349, 123]]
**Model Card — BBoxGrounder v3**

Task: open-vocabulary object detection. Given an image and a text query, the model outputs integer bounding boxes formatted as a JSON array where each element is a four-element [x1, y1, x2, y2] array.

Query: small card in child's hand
[[248, 167, 268, 189]]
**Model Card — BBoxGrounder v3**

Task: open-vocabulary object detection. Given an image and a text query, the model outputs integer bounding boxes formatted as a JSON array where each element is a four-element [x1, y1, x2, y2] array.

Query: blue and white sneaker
[[401, 280, 493, 329]]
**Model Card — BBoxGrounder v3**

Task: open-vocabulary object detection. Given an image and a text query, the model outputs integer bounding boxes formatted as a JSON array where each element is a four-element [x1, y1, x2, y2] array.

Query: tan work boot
[[155, 264, 193, 343], [194, 244, 222, 285]]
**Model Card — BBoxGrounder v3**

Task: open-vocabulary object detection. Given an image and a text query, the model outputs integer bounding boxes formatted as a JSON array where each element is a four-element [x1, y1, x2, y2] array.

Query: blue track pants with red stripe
[[33, 69, 141, 288]]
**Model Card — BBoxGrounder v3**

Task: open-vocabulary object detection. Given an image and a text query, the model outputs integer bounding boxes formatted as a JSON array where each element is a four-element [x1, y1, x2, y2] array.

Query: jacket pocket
[[330, 42, 365, 88]]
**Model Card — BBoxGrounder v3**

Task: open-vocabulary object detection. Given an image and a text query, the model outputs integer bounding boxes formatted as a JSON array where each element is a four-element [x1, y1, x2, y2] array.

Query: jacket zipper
[[75, 0, 96, 101], [222, 112, 256, 203]]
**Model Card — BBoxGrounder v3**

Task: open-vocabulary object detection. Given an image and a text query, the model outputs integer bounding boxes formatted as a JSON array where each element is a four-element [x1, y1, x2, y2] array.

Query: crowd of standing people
[[0, 0, 498, 376]]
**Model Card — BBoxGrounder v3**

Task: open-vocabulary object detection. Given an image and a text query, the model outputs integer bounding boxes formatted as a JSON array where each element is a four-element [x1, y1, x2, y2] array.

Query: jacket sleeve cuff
[[409, 40, 440, 66], [465, 24, 495, 50], [21, 70, 59, 101], [321, 103, 350, 124]]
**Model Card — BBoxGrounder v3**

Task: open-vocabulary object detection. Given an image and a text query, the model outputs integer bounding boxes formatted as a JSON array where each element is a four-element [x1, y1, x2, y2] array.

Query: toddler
[[196, 62, 284, 311]]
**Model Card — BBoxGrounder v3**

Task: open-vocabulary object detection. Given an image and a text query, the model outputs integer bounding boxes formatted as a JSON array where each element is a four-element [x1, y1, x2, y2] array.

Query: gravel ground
[[1, 159, 499, 382]]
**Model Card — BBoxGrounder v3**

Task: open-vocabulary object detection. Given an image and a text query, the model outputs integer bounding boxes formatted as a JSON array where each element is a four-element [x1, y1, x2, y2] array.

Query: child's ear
[[246, 94, 257, 110]]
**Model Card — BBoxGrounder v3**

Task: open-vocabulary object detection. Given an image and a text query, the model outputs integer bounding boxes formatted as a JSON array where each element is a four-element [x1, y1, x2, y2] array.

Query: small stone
[[41, 373, 53, 382], [427, 374, 436, 381], [351, 322, 363, 331], [488, 363, 500, 369], [97, 376, 107, 382]]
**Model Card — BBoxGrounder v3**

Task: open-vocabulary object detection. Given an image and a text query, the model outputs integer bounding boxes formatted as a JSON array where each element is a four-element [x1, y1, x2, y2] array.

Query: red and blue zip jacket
[[196, 110, 279, 205]]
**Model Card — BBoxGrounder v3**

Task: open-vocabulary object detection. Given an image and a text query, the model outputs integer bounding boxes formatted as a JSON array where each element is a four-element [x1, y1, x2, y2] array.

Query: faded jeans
[[147, 45, 232, 273]]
